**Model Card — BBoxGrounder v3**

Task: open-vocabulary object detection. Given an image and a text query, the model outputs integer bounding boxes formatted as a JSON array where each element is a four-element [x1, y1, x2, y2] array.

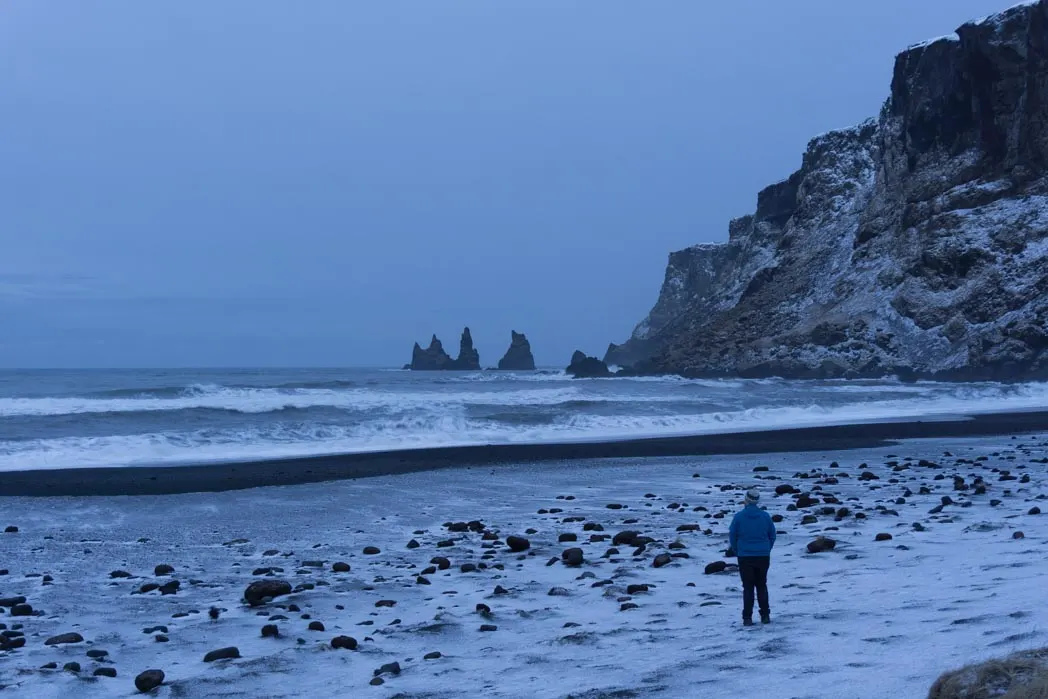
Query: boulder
[[243, 580, 292, 607], [806, 536, 837, 554], [497, 331, 536, 370]]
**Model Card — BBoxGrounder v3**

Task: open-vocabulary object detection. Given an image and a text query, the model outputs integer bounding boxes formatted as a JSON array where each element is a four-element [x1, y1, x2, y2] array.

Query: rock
[[244, 580, 292, 607], [451, 327, 481, 370], [506, 536, 530, 552], [93, 667, 117, 678], [774, 484, 798, 495], [604, 0, 1048, 381], [497, 331, 536, 370], [1014, 531, 1025, 540], [558, 533, 577, 543], [1029, 507, 1042, 515], [626, 584, 649, 594], [561, 548, 584, 566], [704, 561, 728, 574], [375, 661, 402, 676], [612, 530, 641, 547], [0, 596, 26, 608], [153, 564, 174, 576], [409, 334, 453, 370], [875, 533, 893, 542], [332, 562, 350, 573], [566, 350, 612, 378], [44, 633, 84, 646], [3, 526, 17, 534], [134, 670, 164, 691], [424, 651, 441, 660], [203, 647, 240, 662], [109, 570, 132, 579], [63, 662, 81, 673], [261, 624, 279, 638], [479, 624, 498, 632], [806, 536, 837, 554], [653, 553, 672, 568], [331, 635, 357, 650], [431, 556, 451, 570], [86, 649, 108, 659], [158, 580, 179, 595], [406, 539, 420, 549], [362, 546, 381, 555], [370, 677, 385, 686], [308, 621, 325, 631]]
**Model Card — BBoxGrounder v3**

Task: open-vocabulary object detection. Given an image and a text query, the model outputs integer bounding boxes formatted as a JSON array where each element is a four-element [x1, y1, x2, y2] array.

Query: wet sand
[[4, 410, 1048, 496]]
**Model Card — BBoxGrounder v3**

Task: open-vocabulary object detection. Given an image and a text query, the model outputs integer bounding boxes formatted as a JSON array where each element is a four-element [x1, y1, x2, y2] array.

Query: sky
[[0, 0, 1022, 368]]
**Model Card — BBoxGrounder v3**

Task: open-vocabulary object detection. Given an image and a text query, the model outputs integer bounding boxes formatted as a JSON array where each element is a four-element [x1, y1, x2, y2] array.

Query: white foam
[[5, 382, 1048, 472]]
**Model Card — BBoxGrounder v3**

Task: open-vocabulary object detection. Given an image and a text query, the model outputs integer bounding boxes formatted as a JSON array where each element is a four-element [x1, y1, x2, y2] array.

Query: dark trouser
[[738, 556, 770, 619]]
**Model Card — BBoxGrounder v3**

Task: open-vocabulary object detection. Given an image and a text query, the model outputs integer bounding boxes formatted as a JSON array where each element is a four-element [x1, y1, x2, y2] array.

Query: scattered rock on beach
[[807, 536, 837, 554], [135, 669, 165, 692], [44, 633, 84, 646], [506, 536, 530, 552], [561, 548, 584, 566], [332, 635, 358, 650], [244, 580, 292, 607], [203, 647, 240, 663]]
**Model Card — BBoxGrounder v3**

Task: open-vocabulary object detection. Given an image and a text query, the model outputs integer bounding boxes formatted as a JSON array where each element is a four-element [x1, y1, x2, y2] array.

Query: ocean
[[2, 368, 1048, 473]]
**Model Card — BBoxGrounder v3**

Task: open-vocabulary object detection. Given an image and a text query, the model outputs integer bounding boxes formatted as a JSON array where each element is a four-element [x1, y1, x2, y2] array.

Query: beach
[[1, 425, 1045, 697]]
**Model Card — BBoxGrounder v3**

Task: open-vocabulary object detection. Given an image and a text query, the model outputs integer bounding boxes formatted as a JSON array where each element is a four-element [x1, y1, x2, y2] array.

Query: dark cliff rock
[[497, 331, 536, 370], [409, 328, 480, 371], [450, 327, 481, 370], [608, 1, 1048, 381], [410, 335, 454, 371], [566, 350, 612, 378]]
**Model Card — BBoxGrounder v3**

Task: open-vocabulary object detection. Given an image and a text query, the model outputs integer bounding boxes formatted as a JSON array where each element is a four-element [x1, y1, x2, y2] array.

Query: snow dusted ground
[[1, 435, 1046, 698]]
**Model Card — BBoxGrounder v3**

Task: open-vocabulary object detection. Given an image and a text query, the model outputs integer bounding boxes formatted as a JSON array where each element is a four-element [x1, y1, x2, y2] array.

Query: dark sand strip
[[3, 410, 1047, 497]]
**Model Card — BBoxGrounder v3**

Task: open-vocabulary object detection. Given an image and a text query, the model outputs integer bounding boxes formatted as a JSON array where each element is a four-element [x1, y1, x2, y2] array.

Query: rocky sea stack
[[497, 331, 536, 370], [607, 1, 1048, 381], [566, 350, 612, 378], [408, 327, 481, 371]]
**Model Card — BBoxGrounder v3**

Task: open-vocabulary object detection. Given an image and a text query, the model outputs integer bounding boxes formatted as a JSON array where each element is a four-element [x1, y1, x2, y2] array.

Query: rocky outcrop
[[409, 335, 454, 371], [451, 327, 481, 370], [497, 331, 536, 370], [566, 351, 612, 378], [609, 1, 1048, 380], [408, 328, 481, 370]]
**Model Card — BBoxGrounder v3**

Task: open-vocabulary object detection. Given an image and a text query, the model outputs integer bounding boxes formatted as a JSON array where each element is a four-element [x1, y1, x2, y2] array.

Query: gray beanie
[[745, 489, 760, 504]]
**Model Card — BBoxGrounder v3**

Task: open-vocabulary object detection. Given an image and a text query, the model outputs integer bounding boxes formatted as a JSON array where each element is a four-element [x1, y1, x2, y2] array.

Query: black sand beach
[[4, 410, 1048, 497]]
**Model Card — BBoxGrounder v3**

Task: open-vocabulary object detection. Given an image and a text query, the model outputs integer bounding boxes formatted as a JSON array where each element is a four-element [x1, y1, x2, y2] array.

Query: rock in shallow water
[[134, 669, 165, 693]]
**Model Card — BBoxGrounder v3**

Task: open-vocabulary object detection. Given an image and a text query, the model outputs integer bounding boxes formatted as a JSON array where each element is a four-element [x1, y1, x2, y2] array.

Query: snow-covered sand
[[1, 434, 1045, 698]]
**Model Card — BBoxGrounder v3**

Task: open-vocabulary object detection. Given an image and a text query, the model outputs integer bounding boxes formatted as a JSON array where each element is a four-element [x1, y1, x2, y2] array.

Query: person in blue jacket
[[728, 488, 776, 626]]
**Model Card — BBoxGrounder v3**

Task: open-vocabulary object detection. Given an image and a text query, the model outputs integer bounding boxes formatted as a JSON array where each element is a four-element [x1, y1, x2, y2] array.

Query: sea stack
[[566, 350, 611, 378], [497, 331, 536, 370], [450, 327, 481, 370], [408, 328, 480, 370]]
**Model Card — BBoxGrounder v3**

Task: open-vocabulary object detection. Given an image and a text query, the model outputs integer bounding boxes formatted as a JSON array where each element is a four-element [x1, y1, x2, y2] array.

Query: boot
[[760, 611, 771, 625], [743, 617, 754, 627]]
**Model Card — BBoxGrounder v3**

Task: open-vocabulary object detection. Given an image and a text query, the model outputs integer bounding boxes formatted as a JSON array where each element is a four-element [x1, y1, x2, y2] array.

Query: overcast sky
[[0, 0, 1020, 368]]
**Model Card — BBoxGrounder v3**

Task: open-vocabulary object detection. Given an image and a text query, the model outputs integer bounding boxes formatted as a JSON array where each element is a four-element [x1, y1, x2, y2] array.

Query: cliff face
[[608, 1, 1048, 380]]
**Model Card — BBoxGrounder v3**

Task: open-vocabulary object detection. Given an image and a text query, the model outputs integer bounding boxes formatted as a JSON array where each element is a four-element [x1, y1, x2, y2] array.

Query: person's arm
[[766, 513, 776, 549], [729, 514, 739, 553]]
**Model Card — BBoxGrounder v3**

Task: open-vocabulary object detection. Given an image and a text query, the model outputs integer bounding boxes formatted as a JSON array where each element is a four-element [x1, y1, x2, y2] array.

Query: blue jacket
[[729, 504, 776, 557]]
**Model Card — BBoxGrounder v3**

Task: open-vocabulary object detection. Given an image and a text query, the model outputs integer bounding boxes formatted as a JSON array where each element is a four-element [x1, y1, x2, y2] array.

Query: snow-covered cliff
[[607, 0, 1048, 380]]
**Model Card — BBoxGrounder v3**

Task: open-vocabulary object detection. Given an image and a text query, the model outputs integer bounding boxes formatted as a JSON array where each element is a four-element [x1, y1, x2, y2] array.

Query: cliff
[[608, 0, 1048, 380]]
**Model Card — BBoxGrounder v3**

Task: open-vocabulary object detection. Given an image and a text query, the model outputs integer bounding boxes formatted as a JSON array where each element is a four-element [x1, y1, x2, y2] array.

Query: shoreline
[[4, 409, 1048, 497]]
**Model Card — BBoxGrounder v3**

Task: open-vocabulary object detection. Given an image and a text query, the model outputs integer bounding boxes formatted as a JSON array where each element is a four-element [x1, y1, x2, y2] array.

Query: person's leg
[[756, 556, 771, 621], [738, 557, 756, 622]]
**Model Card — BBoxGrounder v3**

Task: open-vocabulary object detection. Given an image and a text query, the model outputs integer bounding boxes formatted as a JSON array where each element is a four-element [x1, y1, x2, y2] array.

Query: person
[[728, 488, 776, 626]]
